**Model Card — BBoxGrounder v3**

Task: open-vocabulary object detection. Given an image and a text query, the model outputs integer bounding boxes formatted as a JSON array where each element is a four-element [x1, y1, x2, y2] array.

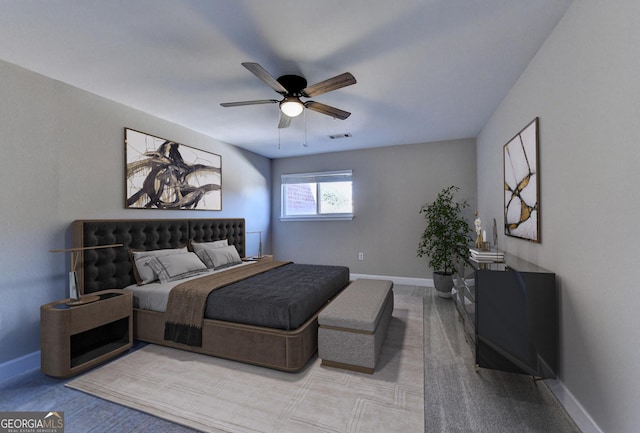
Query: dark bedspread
[[204, 263, 349, 330]]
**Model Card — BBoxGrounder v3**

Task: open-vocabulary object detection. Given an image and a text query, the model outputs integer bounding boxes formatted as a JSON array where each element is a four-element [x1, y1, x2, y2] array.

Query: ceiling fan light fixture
[[280, 97, 304, 117]]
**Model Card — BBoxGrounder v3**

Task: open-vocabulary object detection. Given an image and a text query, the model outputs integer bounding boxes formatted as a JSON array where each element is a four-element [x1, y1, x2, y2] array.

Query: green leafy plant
[[417, 186, 472, 275]]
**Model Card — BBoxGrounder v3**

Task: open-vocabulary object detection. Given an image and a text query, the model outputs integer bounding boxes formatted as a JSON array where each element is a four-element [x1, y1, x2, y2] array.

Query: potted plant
[[417, 186, 472, 298]]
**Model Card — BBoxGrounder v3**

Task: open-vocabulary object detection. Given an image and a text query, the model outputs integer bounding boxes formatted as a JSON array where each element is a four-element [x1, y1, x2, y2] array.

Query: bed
[[71, 218, 350, 371]]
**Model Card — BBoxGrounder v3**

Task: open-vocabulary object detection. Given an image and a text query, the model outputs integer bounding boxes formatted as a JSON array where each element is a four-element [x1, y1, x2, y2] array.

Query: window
[[281, 170, 353, 221]]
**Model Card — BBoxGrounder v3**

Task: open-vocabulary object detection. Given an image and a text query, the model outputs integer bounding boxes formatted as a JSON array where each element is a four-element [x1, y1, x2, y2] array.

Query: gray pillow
[[196, 245, 242, 269], [131, 247, 188, 285], [191, 239, 228, 253], [146, 252, 208, 284]]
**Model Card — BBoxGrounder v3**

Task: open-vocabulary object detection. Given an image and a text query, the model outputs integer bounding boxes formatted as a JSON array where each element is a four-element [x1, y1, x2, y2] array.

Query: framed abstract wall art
[[125, 128, 222, 210], [503, 117, 539, 242]]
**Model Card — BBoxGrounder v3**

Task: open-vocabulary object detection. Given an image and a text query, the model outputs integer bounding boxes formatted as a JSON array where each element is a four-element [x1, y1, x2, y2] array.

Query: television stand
[[453, 253, 557, 379]]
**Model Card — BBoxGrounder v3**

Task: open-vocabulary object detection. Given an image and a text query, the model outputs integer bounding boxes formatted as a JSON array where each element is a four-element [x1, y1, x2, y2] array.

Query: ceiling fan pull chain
[[303, 109, 308, 147], [278, 127, 281, 150]]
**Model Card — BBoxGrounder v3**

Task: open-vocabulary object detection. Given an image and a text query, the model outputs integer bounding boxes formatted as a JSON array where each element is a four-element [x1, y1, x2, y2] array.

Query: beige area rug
[[67, 294, 424, 433]]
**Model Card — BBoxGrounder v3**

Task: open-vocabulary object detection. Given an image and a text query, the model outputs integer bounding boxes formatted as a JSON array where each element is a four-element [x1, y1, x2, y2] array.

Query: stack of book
[[469, 247, 504, 263]]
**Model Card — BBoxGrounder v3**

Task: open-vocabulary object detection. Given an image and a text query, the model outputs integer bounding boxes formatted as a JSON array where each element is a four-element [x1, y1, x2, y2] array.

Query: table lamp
[[49, 243, 123, 305], [246, 231, 263, 259]]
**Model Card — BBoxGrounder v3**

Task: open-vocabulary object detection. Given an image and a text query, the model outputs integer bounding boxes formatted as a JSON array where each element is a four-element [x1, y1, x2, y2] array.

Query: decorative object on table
[[469, 247, 504, 263], [474, 212, 483, 249], [125, 128, 222, 211], [417, 186, 473, 298], [474, 213, 491, 250], [49, 244, 123, 305], [246, 230, 264, 258], [504, 117, 540, 242]]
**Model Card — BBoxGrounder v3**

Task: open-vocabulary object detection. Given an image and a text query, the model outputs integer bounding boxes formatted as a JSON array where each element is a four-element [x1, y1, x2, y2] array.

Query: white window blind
[[281, 170, 353, 221]]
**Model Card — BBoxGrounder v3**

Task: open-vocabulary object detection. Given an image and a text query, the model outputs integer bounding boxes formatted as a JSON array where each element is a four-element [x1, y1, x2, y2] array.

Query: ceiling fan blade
[[242, 62, 288, 95], [305, 101, 351, 120], [220, 99, 278, 107], [301, 72, 356, 97], [278, 112, 292, 129]]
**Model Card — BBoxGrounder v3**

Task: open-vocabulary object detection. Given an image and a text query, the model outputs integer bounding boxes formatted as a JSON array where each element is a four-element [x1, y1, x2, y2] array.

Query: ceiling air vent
[[328, 133, 352, 140]]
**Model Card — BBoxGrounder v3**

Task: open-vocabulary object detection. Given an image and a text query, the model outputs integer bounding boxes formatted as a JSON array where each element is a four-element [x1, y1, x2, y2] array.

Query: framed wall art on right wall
[[503, 117, 540, 243]]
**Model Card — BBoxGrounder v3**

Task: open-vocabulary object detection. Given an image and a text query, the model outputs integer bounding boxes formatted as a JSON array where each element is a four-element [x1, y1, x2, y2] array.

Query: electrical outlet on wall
[[358, 252, 364, 261]]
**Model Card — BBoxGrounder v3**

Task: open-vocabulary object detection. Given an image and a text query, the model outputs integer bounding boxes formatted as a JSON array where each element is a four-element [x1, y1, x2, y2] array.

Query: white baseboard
[[350, 273, 433, 287], [0, 350, 40, 383], [545, 378, 603, 433]]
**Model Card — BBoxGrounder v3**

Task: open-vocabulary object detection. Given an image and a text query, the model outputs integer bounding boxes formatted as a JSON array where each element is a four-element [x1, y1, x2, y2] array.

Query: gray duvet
[[204, 263, 349, 330]]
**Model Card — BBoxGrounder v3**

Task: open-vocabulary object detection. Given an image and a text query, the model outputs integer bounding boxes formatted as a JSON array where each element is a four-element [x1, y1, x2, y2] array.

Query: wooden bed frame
[[72, 218, 340, 371]]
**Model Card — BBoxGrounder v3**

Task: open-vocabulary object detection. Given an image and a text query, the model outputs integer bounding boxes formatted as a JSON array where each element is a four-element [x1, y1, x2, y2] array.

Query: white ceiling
[[0, 0, 572, 159]]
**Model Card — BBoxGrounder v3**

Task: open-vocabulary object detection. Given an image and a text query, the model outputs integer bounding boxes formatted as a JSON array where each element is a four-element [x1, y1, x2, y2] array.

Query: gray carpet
[[407, 284, 581, 433]]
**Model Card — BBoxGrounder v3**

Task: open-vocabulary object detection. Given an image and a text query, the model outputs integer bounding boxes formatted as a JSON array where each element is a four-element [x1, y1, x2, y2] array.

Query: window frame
[[280, 169, 354, 221]]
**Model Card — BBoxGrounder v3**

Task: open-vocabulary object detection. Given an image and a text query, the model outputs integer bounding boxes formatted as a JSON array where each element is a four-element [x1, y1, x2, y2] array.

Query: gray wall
[[271, 139, 477, 279], [0, 59, 271, 370], [476, 1, 640, 431]]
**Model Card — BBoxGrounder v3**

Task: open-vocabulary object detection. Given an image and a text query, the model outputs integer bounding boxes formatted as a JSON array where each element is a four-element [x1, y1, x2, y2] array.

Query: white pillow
[[131, 247, 188, 285], [196, 245, 242, 269], [191, 239, 229, 253], [146, 252, 208, 284]]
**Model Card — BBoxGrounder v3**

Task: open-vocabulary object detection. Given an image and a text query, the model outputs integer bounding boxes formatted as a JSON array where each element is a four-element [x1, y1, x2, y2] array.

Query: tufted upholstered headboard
[[72, 218, 246, 294]]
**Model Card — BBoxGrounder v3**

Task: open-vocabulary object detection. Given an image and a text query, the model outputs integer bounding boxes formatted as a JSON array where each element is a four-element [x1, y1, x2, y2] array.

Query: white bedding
[[125, 261, 255, 313]]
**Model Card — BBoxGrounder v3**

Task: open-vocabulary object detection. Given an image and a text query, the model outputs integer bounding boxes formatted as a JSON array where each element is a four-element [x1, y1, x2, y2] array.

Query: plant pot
[[433, 272, 454, 298]]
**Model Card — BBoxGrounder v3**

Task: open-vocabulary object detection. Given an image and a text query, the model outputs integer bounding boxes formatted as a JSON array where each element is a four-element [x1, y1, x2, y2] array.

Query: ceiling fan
[[221, 62, 356, 128]]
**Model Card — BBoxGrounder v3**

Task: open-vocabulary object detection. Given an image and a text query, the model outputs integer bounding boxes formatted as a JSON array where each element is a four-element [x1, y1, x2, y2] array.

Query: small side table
[[40, 289, 133, 378], [243, 254, 274, 263]]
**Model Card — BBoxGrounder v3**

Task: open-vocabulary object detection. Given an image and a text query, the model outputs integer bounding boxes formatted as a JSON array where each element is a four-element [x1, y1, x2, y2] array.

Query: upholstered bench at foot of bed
[[318, 278, 394, 374]]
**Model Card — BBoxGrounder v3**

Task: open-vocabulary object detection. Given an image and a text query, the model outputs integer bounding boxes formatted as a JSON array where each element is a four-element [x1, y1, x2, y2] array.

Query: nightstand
[[40, 289, 133, 378], [243, 254, 273, 263]]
